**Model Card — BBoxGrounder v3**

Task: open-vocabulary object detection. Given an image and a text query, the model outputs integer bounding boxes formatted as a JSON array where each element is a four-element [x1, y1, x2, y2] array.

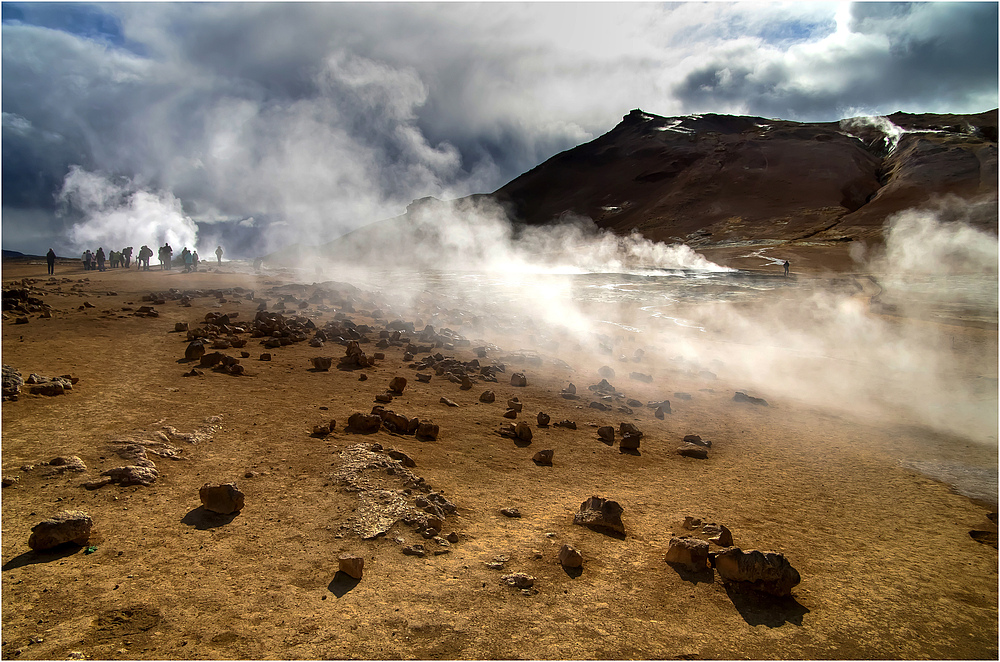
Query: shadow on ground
[[2, 543, 82, 570], [723, 583, 809, 627], [181, 507, 239, 530], [328, 571, 361, 597]]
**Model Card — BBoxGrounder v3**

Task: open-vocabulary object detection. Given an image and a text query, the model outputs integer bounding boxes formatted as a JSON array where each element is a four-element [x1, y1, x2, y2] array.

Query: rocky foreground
[[1, 262, 997, 660]]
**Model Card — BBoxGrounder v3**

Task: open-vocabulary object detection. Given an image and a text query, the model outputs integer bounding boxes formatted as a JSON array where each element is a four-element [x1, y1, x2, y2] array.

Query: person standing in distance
[[46, 248, 56, 275], [783, 260, 790, 276], [215, 245, 223, 265]]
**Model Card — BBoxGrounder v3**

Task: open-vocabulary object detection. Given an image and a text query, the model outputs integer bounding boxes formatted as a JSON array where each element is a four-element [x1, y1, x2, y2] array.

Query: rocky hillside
[[271, 108, 997, 266], [492, 109, 998, 245]]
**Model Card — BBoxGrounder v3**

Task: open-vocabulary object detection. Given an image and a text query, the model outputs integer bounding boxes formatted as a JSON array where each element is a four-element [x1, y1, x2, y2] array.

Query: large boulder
[[572, 496, 625, 536], [712, 548, 801, 596], [199, 482, 245, 514], [28, 510, 93, 550]]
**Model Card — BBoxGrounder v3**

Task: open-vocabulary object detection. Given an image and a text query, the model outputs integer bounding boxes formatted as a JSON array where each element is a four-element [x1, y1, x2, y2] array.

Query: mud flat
[[1, 258, 996, 660]]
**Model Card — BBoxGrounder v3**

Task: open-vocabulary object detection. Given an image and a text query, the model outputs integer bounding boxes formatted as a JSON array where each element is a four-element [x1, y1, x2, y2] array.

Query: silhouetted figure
[[46, 248, 56, 275], [83, 250, 93, 271], [215, 245, 223, 265], [138, 245, 152, 270], [253, 257, 263, 273], [181, 248, 192, 273], [123, 246, 133, 268], [164, 243, 173, 270], [192, 251, 199, 272], [96, 247, 106, 272], [783, 260, 790, 277]]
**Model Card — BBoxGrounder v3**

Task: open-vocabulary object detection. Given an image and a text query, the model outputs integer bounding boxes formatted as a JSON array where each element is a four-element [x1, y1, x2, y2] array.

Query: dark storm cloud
[[2, 2, 997, 256], [673, 2, 998, 119]]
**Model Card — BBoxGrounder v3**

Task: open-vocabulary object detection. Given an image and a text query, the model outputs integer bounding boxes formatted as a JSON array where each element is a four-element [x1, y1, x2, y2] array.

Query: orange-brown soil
[[1, 258, 996, 660]]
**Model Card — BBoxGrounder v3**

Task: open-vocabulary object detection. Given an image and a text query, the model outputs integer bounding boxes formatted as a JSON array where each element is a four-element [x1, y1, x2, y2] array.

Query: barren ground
[[1, 256, 996, 660]]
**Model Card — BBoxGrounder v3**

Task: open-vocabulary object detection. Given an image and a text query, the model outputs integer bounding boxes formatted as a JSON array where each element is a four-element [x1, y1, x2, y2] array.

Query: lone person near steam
[[783, 260, 790, 276], [215, 245, 223, 265], [46, 248, 56, 275]]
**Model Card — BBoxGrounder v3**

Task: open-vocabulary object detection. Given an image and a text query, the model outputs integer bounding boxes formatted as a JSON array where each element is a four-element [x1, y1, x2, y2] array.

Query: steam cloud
[[60, 166, 198, 254]]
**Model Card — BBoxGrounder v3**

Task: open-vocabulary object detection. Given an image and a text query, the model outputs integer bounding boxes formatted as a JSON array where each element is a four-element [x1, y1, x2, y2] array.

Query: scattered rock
[[514, 421, 533, 442], [439, 397, 459, 407], [598, 366, 615, 378], [629, 371, 653, 383], [536, 412, 550, 427], [389, 376, 407, 395], [683, 434, 710, 447], [733, 391, 769, 406], [500, 573, 535, 589], [415, 422, 439, 441], [620, 433, 641, 451], [338, 554, 365, 579], [259, 353, 272, 361], [500, 507, 522, 518], [665, 536, 710, 571], [199, 482, 245, 514], [558, 544, 583, 568], [416, 373, 432, 383], [28, 510, 93, 550], [532, 449, 554, 465], [712, 548, 801, 596], [184, 340, 206, 361], [677, 444, 708, 459], [561, 383, 577, 395], [2, 364, 23, 400], [589, 401, 610, 411], [553, 420, 577, 430], [311, 357, 333, 371], [479, 390, 496, 403], [502, 409, 518, 419], [703, 523, 733, 547], [347, 412, 383, 434], [81, 477, 112, 490], [510, 372, 527, 387], [573, 496, 626, 536], [374, 393, 394, 404], [597, 426, 615, 444], [506, 398, 523, 412], [46, 456, 87, 474], [402, 544, 426, 557], [102, 466, 159, 486], [183, 368, 203, 377], [386, 449, 416, 467], [655, 403, 670, 418]]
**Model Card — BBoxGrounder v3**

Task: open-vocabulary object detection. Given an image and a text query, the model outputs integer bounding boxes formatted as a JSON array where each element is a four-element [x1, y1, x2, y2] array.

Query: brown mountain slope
[[492, 109, 998, 244], [268, 109, 996, 270]]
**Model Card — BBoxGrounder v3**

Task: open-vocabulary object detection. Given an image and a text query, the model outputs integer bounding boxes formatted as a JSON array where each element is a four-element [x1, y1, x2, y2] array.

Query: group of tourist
[[69, 244, 225, 274]]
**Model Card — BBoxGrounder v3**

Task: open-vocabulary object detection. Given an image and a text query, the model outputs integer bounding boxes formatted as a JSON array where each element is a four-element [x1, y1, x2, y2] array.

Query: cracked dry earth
[[1, 260, 997, 660]]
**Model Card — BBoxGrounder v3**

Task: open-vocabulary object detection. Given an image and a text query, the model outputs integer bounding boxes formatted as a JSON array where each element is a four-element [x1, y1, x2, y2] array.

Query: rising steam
[[60, 166, 199, 254]]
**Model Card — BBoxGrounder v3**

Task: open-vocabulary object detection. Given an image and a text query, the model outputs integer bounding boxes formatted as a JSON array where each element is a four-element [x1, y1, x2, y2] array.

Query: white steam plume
[[59, 166, 199, 254]]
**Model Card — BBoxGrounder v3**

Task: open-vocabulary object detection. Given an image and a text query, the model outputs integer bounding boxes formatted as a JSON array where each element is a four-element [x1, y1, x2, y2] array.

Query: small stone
[[598, 366, 615, 378], [389, 376, 407, 394], [733, 391, 768, 406], [536, 412, 550, 427], [184, 340, 206, 361], [416, 422, 439, 440], [597, 426, 615, 443], [683, 434, 711, 448], [554, 420, 577, 430], [311, 357, 333, 371], [558, 544, 583, 568], [677, 444, 708, 459], [199, 482, 245, 514], [501, 572, 535, 589], [259, 353, 272, 361], [102, 466, 158, 486], [374, 393, 393, 403], [338, 554, 364, 579], [416, 373, 432, 383], [502, 409, 518, 419], [500, 507, 522, 518], [514, 421, 532, 442], [510, 372, 527, 387], [532, 449, 554, 465], [402, 544, 426, 557], [506, 399, 523, 412], [439, 397, 458, 407], [479, 390, 496, 403], [446, 532, 459, 543]]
